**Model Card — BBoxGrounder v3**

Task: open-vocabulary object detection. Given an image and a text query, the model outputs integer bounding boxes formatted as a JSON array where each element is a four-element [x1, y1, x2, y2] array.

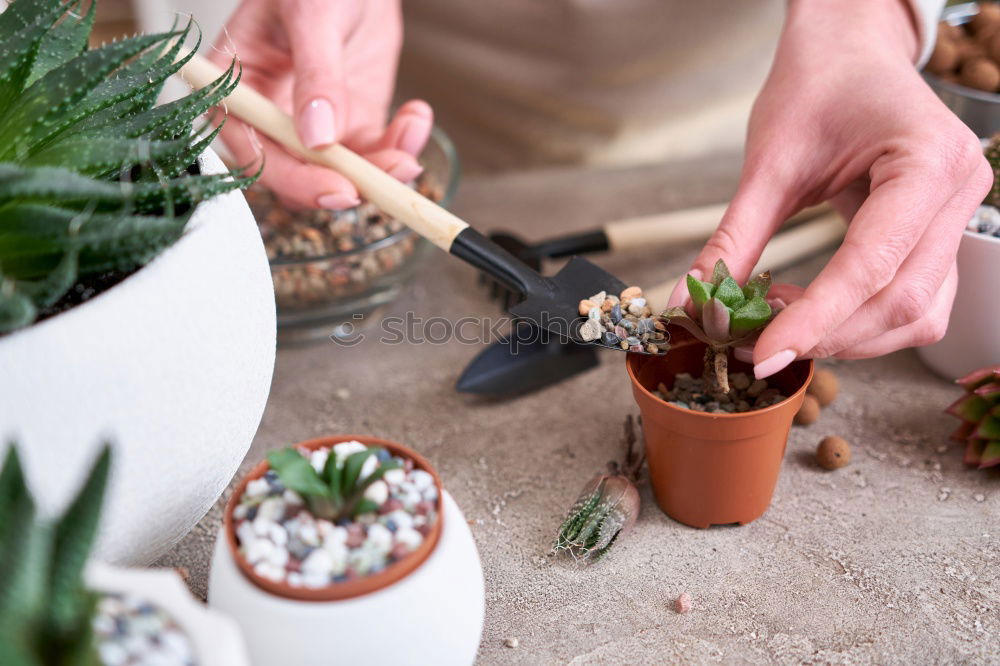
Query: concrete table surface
[[158, 154, 999, 664]]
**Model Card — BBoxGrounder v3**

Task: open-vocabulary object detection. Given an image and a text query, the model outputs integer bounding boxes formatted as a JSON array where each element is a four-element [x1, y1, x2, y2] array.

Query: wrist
[[785, 0, 920, 65]]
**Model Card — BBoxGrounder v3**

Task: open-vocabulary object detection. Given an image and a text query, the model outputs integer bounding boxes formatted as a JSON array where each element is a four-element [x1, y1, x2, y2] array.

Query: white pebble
[[310, 449, 329, 473], [366, 523, 393, 552], [253, 561, 285, 583], [297, 521, 320, 547], [383, 468, 406, 486], [233, 504, 248, 520], [302, 548, 334, 577], [587, 306, 602, 320], [627, 302, 645, 316], [359, 453, 378, 481], [395, 527, 423, 551], [236, 521, 256, 546], [363, 479, 389, 505], [266, 545, 289, 569], [267, 522, 288, 547], [245, 538, 276, 565], [411, 469, 434, 490], [256, 497, 285, 523], [422, 485, 439, 502], [98, 642, 128, 666], [287, 572, 304, 587], [333, 440, 367, 461], [588, 290, 606, 304], [245, 478, 270, 497], [302, 572, 330, 588], [385, 509, 414, 530], [283, 489, 303, 505], [252, 518, 272, 537], [322, 541, 348, 575], [630, 297, 646, 308], [159, 630, 193, 660]]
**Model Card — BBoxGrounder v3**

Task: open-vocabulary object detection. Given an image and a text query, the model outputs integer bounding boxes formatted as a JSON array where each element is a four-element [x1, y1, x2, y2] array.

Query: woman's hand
[[208, 0, 432, 209], [669, 0, 991, 378]]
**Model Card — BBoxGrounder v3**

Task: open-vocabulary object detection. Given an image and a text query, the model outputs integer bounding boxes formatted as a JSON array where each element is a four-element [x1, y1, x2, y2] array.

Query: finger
[[666, 158, 801, 307], [752, 140, 987, 378], [370, 100, 434, 156], [832, 261, 958, 359], [362, 148, 424, 184], [805, 180, 980, 357], [220, 119, 359, 209], [284, 1, 358, 148]]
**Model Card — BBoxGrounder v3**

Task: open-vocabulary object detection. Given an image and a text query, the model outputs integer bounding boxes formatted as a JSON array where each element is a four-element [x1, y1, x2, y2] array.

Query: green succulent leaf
[[975, 415, 1000, 440], [27, 0, 95, 86], [742, 271, 772, 301], [981, 440, 1000, 468], [0, 280, 37, 333], [322, 450, 342, 507], [266, 448, 329, 498], [710, 258, 731, 287], [48, 445, 110, 636], [685, 274, 713, 312], [341, 448, 378, 496], [713, 276, 745, 310], [730, 295, 772, 337], [352, 499, 380, 516]]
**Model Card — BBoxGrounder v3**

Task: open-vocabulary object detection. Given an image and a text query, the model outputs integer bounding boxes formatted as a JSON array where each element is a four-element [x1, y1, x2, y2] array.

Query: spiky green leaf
[[713, 276, 745, 309], [685, 274, 713, 312], [27, 0, 95, 85], [730, 295, 772, 337], [266, 448, 329, 499], [710, 258, 731, 287], [341, 448, 378, 497]]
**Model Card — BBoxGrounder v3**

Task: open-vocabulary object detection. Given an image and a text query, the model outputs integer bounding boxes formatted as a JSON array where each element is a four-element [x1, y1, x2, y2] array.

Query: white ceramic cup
[[208, 490, 485, 666]]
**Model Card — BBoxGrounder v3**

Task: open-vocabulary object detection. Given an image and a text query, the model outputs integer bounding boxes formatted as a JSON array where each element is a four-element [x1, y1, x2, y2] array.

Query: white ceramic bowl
[[918, 228, 1000, 379], [0, 149, 276, 564], [208, 490, 485, 666]]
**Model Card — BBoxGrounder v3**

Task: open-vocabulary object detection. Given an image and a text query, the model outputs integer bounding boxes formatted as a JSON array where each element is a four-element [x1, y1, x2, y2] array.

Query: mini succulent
[[945, 365, 1000, 470], [661, 259, 775, 392], [0, 0, 254, 333], [266, 446, 403, 522], [554, 416, 643, 564], [0, 443, 111, 665]]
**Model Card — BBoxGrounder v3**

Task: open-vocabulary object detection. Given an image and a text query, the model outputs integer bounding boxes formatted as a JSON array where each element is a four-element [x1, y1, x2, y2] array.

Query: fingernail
[[317, 192, 360, 209], [398, 115, 432, 155], [669, 268, 702, 308], [299, 98, 336, 149], [388, 160, 424, 183], [753, 349, 797, 379], [733, 344, 755, 363]]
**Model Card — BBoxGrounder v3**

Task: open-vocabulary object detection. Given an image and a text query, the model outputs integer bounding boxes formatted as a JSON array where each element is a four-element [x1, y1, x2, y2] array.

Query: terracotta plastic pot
[[627, 335, 813, 528], [223, 435, 443, 602]]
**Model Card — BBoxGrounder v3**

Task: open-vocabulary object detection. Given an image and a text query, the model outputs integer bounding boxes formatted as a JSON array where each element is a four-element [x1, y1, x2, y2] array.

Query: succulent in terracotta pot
[[946, 364, 1000, 469], [661, 259, 775, 392]]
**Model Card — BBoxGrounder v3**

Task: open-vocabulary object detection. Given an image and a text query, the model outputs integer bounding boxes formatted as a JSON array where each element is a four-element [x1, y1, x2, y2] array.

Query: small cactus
[[0, 0, 256, 333], [660, 259, 775, 392], [554, 417, 643, 564], [0, 443, 112, 664], [265, 445, 403, 522]]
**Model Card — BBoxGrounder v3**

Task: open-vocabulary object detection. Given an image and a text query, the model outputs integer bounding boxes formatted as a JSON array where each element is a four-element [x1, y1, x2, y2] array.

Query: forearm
[[783, 0, 921, 65]]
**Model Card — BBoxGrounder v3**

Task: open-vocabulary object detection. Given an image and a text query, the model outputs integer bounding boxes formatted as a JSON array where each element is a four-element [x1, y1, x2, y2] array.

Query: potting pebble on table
[[92, 593, 196, 666], [970, 204, 1000, 238], [233, 442, 439, 588], [577, 286, 669, 354], [654, 372, 787, 413]]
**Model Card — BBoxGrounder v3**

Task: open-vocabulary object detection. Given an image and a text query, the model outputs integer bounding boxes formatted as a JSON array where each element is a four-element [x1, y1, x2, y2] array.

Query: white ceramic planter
[[87, 563, 250, 666], [0, 148, 276, 565], [208, 490, 485, 666], [918, 228, 1000, 379]]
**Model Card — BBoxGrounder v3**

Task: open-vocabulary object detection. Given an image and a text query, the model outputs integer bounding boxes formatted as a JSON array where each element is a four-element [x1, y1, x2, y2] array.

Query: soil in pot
[[627, 336, 813, 528], [225, 436, 443, 601], [93, 592, 197, 666]]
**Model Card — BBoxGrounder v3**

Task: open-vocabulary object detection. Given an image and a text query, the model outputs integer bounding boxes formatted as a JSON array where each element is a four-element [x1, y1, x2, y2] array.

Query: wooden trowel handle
[[643, 212, 847, 309], [178, 53, 470, 252]]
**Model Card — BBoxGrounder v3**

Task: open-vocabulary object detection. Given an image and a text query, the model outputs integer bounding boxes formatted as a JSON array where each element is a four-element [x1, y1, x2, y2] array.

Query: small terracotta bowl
[[223, 435, 444, 602]]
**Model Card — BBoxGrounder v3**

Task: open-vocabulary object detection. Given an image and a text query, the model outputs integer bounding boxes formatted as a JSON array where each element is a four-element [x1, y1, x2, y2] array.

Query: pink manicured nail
[[317, 192, 360, 209], [299, 98, 336, 149], [388, 160, 424, 183], [754, 349, 796, 379], [733, 345, 755, 363]]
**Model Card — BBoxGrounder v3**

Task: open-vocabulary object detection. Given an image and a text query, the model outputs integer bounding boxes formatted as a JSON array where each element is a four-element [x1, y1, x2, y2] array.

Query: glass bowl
[[249, 127, 460, 344]]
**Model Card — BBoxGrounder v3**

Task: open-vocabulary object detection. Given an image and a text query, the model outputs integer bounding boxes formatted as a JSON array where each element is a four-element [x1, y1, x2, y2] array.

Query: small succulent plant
[[946, 365, 1000, 470], [0, 0, 254, 333], [266, 446, 403, 522], [661, 259, 775, 392], [0, 443, 111, 665], [554, 416, 643, 564]]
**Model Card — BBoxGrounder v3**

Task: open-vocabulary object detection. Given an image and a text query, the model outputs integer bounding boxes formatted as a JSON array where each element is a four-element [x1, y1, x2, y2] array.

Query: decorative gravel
[[92, 593, 196, 666], [578, 286, 669, 354], [654, 372, 787, 413], [970, 204, 1000, 238], [233, 441, 440, 588]]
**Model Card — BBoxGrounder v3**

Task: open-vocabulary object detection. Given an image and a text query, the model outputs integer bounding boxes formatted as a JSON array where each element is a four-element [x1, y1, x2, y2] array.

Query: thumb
[[286, 3, 356, 149], [666, 163, 798, 308]]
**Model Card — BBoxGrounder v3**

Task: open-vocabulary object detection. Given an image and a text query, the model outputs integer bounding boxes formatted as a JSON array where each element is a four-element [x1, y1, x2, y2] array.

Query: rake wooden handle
[[643, 212, 847, 309], [178, 53, 470, 252], [603, 202, 832, 252]]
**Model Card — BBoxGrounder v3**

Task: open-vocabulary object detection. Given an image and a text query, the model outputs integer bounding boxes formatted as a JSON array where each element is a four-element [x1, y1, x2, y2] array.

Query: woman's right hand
[[208, 0, 432, 210]]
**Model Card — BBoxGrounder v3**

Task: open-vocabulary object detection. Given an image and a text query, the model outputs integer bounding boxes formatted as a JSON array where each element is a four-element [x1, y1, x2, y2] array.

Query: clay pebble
[[653, 372, 787, 413]]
